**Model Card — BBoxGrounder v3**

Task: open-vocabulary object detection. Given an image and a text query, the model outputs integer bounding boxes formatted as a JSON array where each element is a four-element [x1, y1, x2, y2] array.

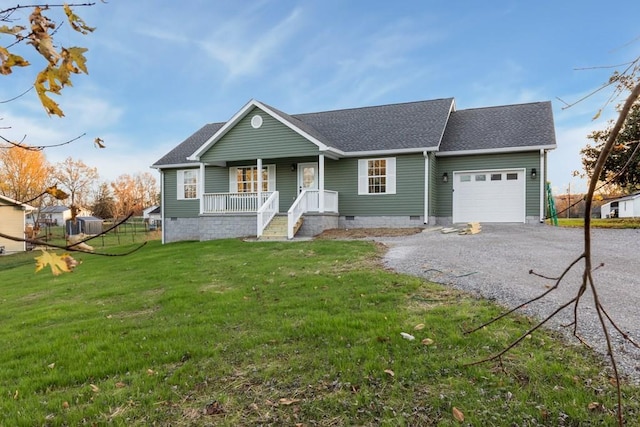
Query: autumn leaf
[[45, 184, 69, 200], [0, 25, 26, 36], [0, 47, 30, 75], [384, 369, 395, 377], [94, 137, 106, 148], [64, 4, 96, 34], [452, 407, 465, 422], [34, 250, 77, 275], [414, 323, 425, 330], [421, 338, 434, 346], [89, 384, 100, 392]]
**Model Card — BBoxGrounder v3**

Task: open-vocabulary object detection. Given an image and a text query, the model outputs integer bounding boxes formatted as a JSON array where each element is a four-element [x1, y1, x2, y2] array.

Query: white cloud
[[199, 7, 304, 80]]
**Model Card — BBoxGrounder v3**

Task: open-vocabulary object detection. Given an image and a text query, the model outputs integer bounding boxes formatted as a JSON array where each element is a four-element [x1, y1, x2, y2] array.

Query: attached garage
[[452, 169, 525, 223]]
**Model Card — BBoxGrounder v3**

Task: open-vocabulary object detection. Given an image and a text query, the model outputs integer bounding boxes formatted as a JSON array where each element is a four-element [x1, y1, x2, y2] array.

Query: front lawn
[[0, 239, 638, 425], [553, 217, 640, 228]]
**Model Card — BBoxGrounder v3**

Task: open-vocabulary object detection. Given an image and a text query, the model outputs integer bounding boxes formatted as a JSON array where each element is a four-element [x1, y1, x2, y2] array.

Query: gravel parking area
[[377, 224, 640, 383]]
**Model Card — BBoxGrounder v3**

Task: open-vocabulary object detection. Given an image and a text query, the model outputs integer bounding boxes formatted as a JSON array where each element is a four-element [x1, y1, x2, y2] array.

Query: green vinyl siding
[[326, 154, 425, 216], [428, 152, 437, 217], [163, 169, 200, 218], [434, 152, 540, 217], [204, 166, 228, 193], [200, 107, 320, 163]]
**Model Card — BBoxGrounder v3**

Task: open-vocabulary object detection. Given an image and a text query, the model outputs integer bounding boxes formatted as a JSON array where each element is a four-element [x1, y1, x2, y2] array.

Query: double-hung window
[[358, 158, 396, 195], [177, 169, 198, 200], [229, 165, 275, 192]]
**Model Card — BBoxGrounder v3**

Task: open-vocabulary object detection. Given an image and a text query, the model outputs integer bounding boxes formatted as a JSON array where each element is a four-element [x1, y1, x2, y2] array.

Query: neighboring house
[[601, 192, 640, 218], [39, 205, 90, 226], [0, 195, 35, 253], [142, 205, 159, 221], [147, 206, 162, 228], [152, 98, 557, 243]]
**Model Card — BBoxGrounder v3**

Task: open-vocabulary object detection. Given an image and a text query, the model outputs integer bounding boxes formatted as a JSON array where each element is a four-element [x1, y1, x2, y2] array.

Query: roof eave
[[435, 144, 557, 157], [342, 147, 439, 157]]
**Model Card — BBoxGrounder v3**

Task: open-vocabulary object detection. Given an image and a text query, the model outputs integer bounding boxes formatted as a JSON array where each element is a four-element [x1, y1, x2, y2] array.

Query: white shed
[[601, 192, 640, 218], [0, 195, 35, 254]]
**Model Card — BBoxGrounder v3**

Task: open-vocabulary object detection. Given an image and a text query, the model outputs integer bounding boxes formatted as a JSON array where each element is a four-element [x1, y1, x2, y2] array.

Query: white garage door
[[452, 169, 525, 223]]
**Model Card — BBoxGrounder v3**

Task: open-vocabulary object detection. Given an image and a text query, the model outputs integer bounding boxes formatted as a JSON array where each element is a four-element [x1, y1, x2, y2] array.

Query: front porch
[[200, 189, 339, 239]]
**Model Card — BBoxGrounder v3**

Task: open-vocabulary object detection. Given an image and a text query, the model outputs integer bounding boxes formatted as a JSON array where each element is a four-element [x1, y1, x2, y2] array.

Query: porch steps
[[260, 215, 304, 240]]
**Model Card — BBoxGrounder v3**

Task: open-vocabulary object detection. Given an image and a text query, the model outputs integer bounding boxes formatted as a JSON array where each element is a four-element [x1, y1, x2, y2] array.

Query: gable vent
[[251, 114, 263, 129]]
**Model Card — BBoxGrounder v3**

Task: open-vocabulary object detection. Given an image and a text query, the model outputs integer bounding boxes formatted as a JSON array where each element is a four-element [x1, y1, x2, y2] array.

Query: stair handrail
[[287, 190, 308, 239], [257, 191, 279, 237]]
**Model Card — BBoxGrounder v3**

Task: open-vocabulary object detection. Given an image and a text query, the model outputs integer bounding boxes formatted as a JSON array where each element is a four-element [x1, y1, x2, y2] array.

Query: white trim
[[188, 99, 337, 161], [160, 172, 165, 244], [200, 163, 206, 214], [319, 155, 325, 213], [257, 158, 263, 210], [228, 164, 276, 193], [176, 169, 199, 200], [344, 147, 438, 157], [357, 157, 397, 195], [152, 163, 197, 170], [435, 145, 557, 157], [452, 168, 526, 223]]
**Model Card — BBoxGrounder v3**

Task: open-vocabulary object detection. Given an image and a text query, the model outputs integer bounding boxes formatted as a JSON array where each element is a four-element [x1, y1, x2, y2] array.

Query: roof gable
[[0, 194, 34, 210], [438, 101, 557, 155]]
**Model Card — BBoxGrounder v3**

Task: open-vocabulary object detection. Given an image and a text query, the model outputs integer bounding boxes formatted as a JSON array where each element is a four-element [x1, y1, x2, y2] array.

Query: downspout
[[423, 151, 429, 224], [539, 149, 545, 223]]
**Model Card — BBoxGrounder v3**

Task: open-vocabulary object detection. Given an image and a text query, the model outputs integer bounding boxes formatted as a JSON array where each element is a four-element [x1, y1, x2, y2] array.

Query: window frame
[[357, 157, 396, 195], [229, 165, 276, 193], [177, 169, 199, 200]]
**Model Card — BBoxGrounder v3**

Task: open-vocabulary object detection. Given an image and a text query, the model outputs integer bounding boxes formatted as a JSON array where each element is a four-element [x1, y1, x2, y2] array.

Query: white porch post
[[257, 158, 263, 209], [199, 162, 205, 215], [319, 154, 325, 213], [423, 151, 429, 224]]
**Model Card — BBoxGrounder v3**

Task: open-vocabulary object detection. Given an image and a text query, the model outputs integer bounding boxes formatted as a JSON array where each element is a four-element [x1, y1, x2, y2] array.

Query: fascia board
[[435, 144, 557, 157], [342, 147, 439, 157]]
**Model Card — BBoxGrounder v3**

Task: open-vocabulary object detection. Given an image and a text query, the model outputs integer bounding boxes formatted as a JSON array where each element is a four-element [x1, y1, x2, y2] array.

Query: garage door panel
[[452, 170, 525, 223]]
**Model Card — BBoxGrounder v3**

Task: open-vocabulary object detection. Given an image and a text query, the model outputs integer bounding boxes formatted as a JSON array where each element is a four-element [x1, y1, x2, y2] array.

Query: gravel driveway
[[376, 224, 640, 383]]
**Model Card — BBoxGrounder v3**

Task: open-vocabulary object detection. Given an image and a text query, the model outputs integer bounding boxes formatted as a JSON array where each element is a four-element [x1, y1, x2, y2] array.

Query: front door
[[297, 162, 318, 210], [297, 162, 318, 193]]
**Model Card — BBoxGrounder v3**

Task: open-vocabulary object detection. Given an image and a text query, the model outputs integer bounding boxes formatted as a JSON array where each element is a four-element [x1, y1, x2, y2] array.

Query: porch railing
[[287, 190, 339, 239], [202, 192, 274, 213], [257, 191, 279, 238]]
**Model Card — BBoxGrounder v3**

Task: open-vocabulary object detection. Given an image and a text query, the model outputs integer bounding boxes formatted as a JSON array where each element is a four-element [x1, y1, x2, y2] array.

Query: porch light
[[531, 168, 537, 179], [291, 163, 297, 172], [442, 172, 448, 183]]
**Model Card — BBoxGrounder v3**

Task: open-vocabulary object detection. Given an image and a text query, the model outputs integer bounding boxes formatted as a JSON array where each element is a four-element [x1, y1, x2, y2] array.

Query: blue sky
[[3, 1, 640, 195]]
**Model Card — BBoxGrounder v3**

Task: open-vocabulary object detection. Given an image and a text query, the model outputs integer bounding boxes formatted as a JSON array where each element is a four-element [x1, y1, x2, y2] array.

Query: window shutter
[[357, 159, 368, 195], [386, 157, 396, 194], [177, 170, 185, 199], [229, 167, 237, 192], [267, 165, 276, 191]]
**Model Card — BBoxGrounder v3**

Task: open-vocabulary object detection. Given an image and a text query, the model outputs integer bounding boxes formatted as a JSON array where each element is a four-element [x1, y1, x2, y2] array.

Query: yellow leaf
[[90, 384, 100, 392], [64, 47, 89, 75], [0, 25, 26, 35], [421, 338, 434, 346], [384, 369, 395, 377], [34, 250, 75, 275], [452, 406, 465, 422], [414, 323, 425, 330], [94, 137, 106, 148], [64, 4, 96, 34], [45, 185, 69, 200]]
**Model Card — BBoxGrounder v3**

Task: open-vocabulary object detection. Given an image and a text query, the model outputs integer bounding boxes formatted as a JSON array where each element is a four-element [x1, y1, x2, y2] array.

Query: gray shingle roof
[[152, 123, 224, 167], [291, 98, 454, 152], [152, 98, 556, 167], [439, 101, 556, 153]]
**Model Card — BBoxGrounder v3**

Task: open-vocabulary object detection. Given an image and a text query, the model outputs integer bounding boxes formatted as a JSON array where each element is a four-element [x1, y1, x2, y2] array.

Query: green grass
[[553, 218, 640, 228], [0, 238, 639, 425]]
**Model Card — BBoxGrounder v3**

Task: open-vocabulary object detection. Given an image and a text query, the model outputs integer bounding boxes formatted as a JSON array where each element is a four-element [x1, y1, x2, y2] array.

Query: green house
[[151, 98, 556, 243]]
